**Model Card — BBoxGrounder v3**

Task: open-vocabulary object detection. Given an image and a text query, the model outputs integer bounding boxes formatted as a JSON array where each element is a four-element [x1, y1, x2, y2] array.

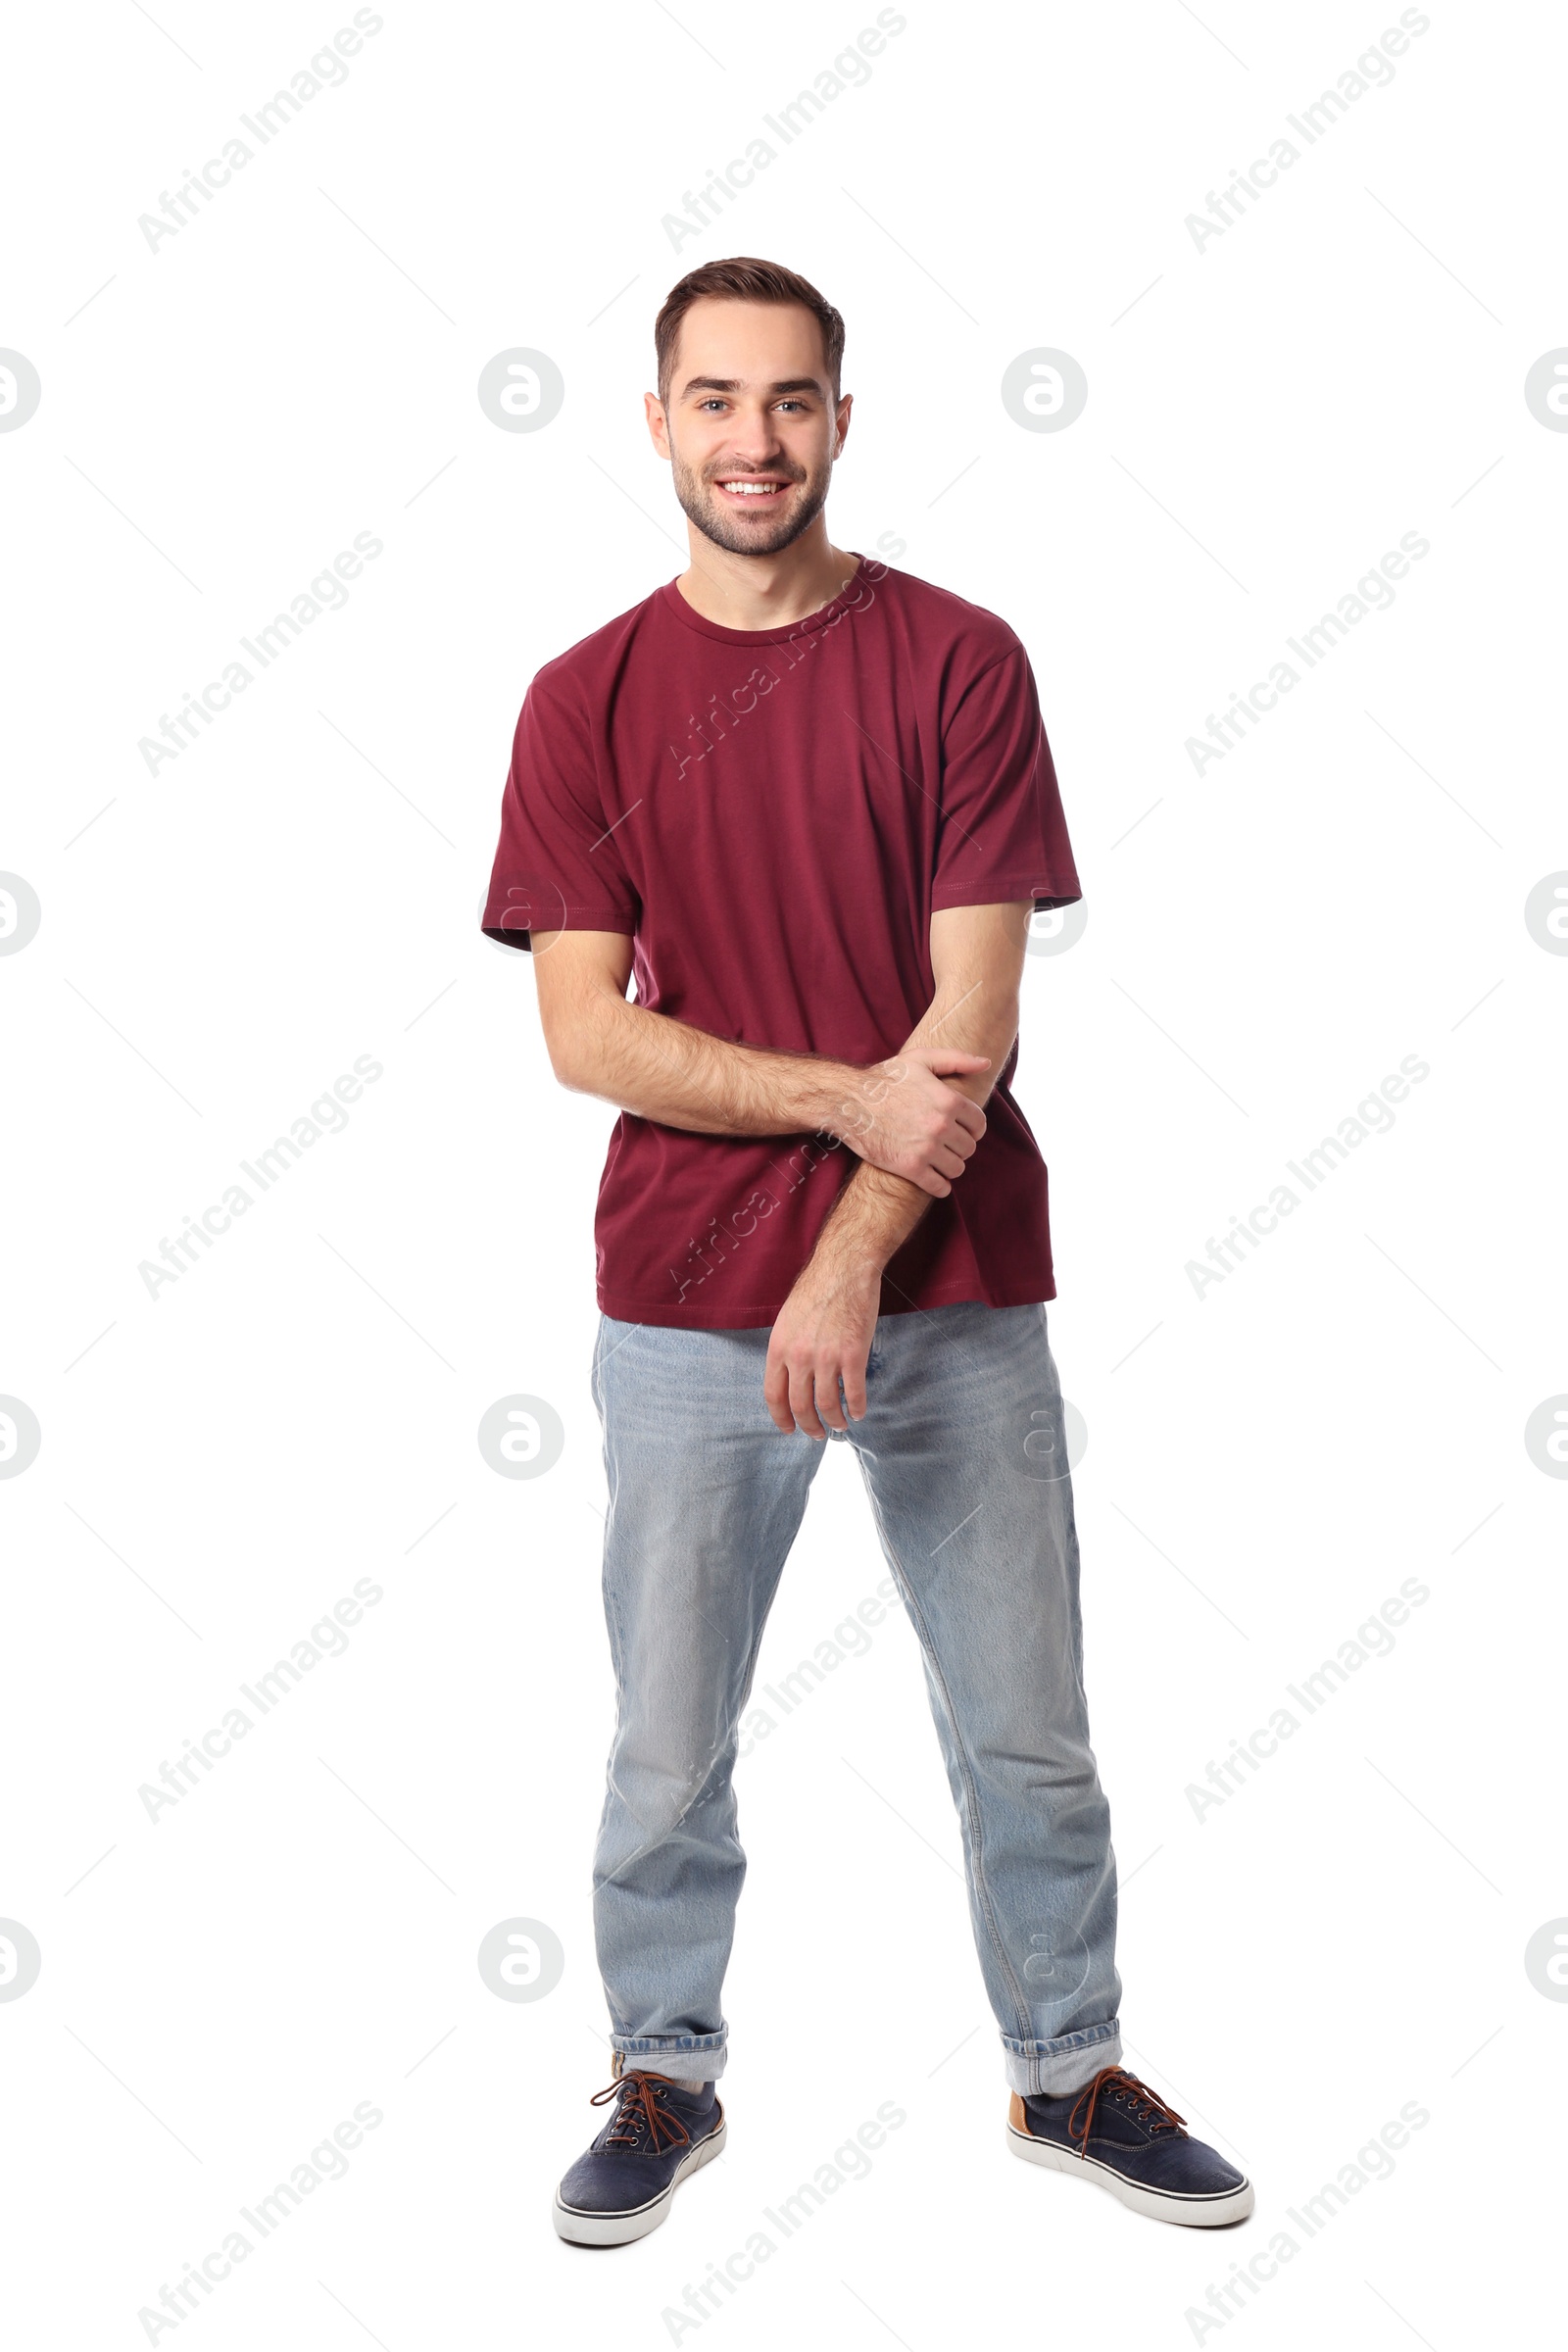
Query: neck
[[675, 519, 858, 630]]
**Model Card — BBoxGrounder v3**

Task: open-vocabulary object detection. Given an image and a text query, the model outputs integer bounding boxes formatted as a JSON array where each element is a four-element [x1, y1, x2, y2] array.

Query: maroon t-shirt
[[481, 556, 1082, 1329]]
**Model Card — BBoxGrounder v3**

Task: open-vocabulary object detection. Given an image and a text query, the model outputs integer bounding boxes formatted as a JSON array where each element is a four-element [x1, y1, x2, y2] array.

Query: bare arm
[[528, 927, 991, 1199], [763, 901, 1033, 1437]]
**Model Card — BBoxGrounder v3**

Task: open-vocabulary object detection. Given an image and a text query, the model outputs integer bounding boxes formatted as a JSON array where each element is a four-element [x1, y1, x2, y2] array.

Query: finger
[[763, 1350, 796, 1435], [952, 1100, 988, 1139], [788, 1360, 828, 1441], [913, 1165, 953, 1199], [818, 1361, 851, 1433], [930, 1145, 968, 1180], [841, 1352, 869, 1421], [926, 1052, 991, 1075]]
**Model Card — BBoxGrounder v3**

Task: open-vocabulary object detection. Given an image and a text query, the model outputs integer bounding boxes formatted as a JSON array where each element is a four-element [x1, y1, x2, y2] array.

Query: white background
[[3, 0, 1564, 2345]]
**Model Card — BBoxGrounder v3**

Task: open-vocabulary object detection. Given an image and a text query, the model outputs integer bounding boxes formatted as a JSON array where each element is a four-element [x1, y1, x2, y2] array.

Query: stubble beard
[[668, 449, 832, 558]]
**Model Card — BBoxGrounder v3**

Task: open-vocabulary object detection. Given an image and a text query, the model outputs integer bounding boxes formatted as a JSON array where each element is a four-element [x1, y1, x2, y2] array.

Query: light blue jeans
[[589, 1300, 1122, 2095]]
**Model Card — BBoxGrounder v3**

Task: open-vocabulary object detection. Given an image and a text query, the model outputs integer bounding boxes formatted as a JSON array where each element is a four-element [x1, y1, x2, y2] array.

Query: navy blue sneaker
[[553, 2071, 726, 2245], [1008, 2066, 1253, 2227]]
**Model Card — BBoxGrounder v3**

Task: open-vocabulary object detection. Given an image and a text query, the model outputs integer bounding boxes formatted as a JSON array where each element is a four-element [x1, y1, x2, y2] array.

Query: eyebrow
[[679, 375, 829, 400]]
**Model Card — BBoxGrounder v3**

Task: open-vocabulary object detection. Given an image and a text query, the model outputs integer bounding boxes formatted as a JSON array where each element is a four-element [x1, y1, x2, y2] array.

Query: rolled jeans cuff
[[1002, 2020, 1122, 2095], [611, 2032, 727, 2083]]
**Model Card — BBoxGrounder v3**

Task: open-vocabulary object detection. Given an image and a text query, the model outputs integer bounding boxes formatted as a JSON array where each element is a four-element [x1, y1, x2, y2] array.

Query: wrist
[[808, 1186, 904, 1287], [802, 1235, 885, 1301], [807, 1058, 879, 1143]]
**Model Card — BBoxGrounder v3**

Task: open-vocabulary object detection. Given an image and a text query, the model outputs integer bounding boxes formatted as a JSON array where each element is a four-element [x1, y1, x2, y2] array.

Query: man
[[482, 257, 1252, 2245]]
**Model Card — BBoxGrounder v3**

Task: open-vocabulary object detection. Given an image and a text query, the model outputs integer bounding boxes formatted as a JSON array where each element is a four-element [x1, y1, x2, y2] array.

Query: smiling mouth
[[713, 477, 793, 500]]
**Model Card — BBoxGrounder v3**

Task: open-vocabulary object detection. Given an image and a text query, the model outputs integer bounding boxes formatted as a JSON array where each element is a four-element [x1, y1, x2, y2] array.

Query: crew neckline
[[657, 553, 867, 645]]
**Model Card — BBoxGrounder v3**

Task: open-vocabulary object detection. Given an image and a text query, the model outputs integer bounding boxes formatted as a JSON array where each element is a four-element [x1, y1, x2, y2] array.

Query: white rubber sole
[[1007, 2124, 1254, 2228], [553, 2118, 727, 2246]]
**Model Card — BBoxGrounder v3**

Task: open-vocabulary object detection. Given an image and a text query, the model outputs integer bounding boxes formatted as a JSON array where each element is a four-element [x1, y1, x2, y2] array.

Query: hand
[[826, 1048, 990, 1197], [764, 1250, 882, 1439]]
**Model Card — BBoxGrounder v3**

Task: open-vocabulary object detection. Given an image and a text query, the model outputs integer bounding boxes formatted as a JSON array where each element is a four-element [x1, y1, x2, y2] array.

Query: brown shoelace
[[1066, 2067, 1186, 2158], [589, 2070, 693, 2154]]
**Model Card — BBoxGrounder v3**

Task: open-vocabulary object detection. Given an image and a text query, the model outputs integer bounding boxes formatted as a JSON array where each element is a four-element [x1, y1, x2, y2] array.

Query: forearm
[[808, 959, 1020, 1279], [808, 1158, 935, 1284], [556, 992, 865, 1139]]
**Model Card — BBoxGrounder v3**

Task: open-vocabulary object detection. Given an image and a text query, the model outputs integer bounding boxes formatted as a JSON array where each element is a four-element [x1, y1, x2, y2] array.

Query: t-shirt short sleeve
[[481, 673, 640, 952], [930, 646, 1082, 914]]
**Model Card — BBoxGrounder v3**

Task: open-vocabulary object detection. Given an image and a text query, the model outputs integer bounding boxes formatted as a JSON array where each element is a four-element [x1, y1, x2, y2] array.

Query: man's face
[[650, 297, 851, 557]]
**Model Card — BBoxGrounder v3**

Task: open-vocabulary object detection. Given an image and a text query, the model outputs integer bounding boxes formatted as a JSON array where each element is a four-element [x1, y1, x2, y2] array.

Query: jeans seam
[[1002, 2022, 1118, 2056], [858, 1478, 1035, 2044], [612, 2032, 726, 2047], [591, 1317, 632, 1889], [593, 1331, 627, 1706]]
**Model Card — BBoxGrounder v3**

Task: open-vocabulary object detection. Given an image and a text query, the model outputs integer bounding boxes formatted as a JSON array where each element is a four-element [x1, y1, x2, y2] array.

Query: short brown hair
[[654, 257, 845, 407]]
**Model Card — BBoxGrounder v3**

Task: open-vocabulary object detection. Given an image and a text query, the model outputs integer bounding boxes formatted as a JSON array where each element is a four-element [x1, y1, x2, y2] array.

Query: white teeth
[[720, 480, 782, 494]]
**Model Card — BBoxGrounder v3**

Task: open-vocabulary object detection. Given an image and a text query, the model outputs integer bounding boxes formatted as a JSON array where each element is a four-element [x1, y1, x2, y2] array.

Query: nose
[[718, 409, 787, 468]]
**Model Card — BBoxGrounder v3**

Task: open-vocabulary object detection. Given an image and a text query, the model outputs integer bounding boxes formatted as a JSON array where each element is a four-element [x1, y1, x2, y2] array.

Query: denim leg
[[589, 1315, 822, 2082], [849, 1301, 1122, 2094]]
